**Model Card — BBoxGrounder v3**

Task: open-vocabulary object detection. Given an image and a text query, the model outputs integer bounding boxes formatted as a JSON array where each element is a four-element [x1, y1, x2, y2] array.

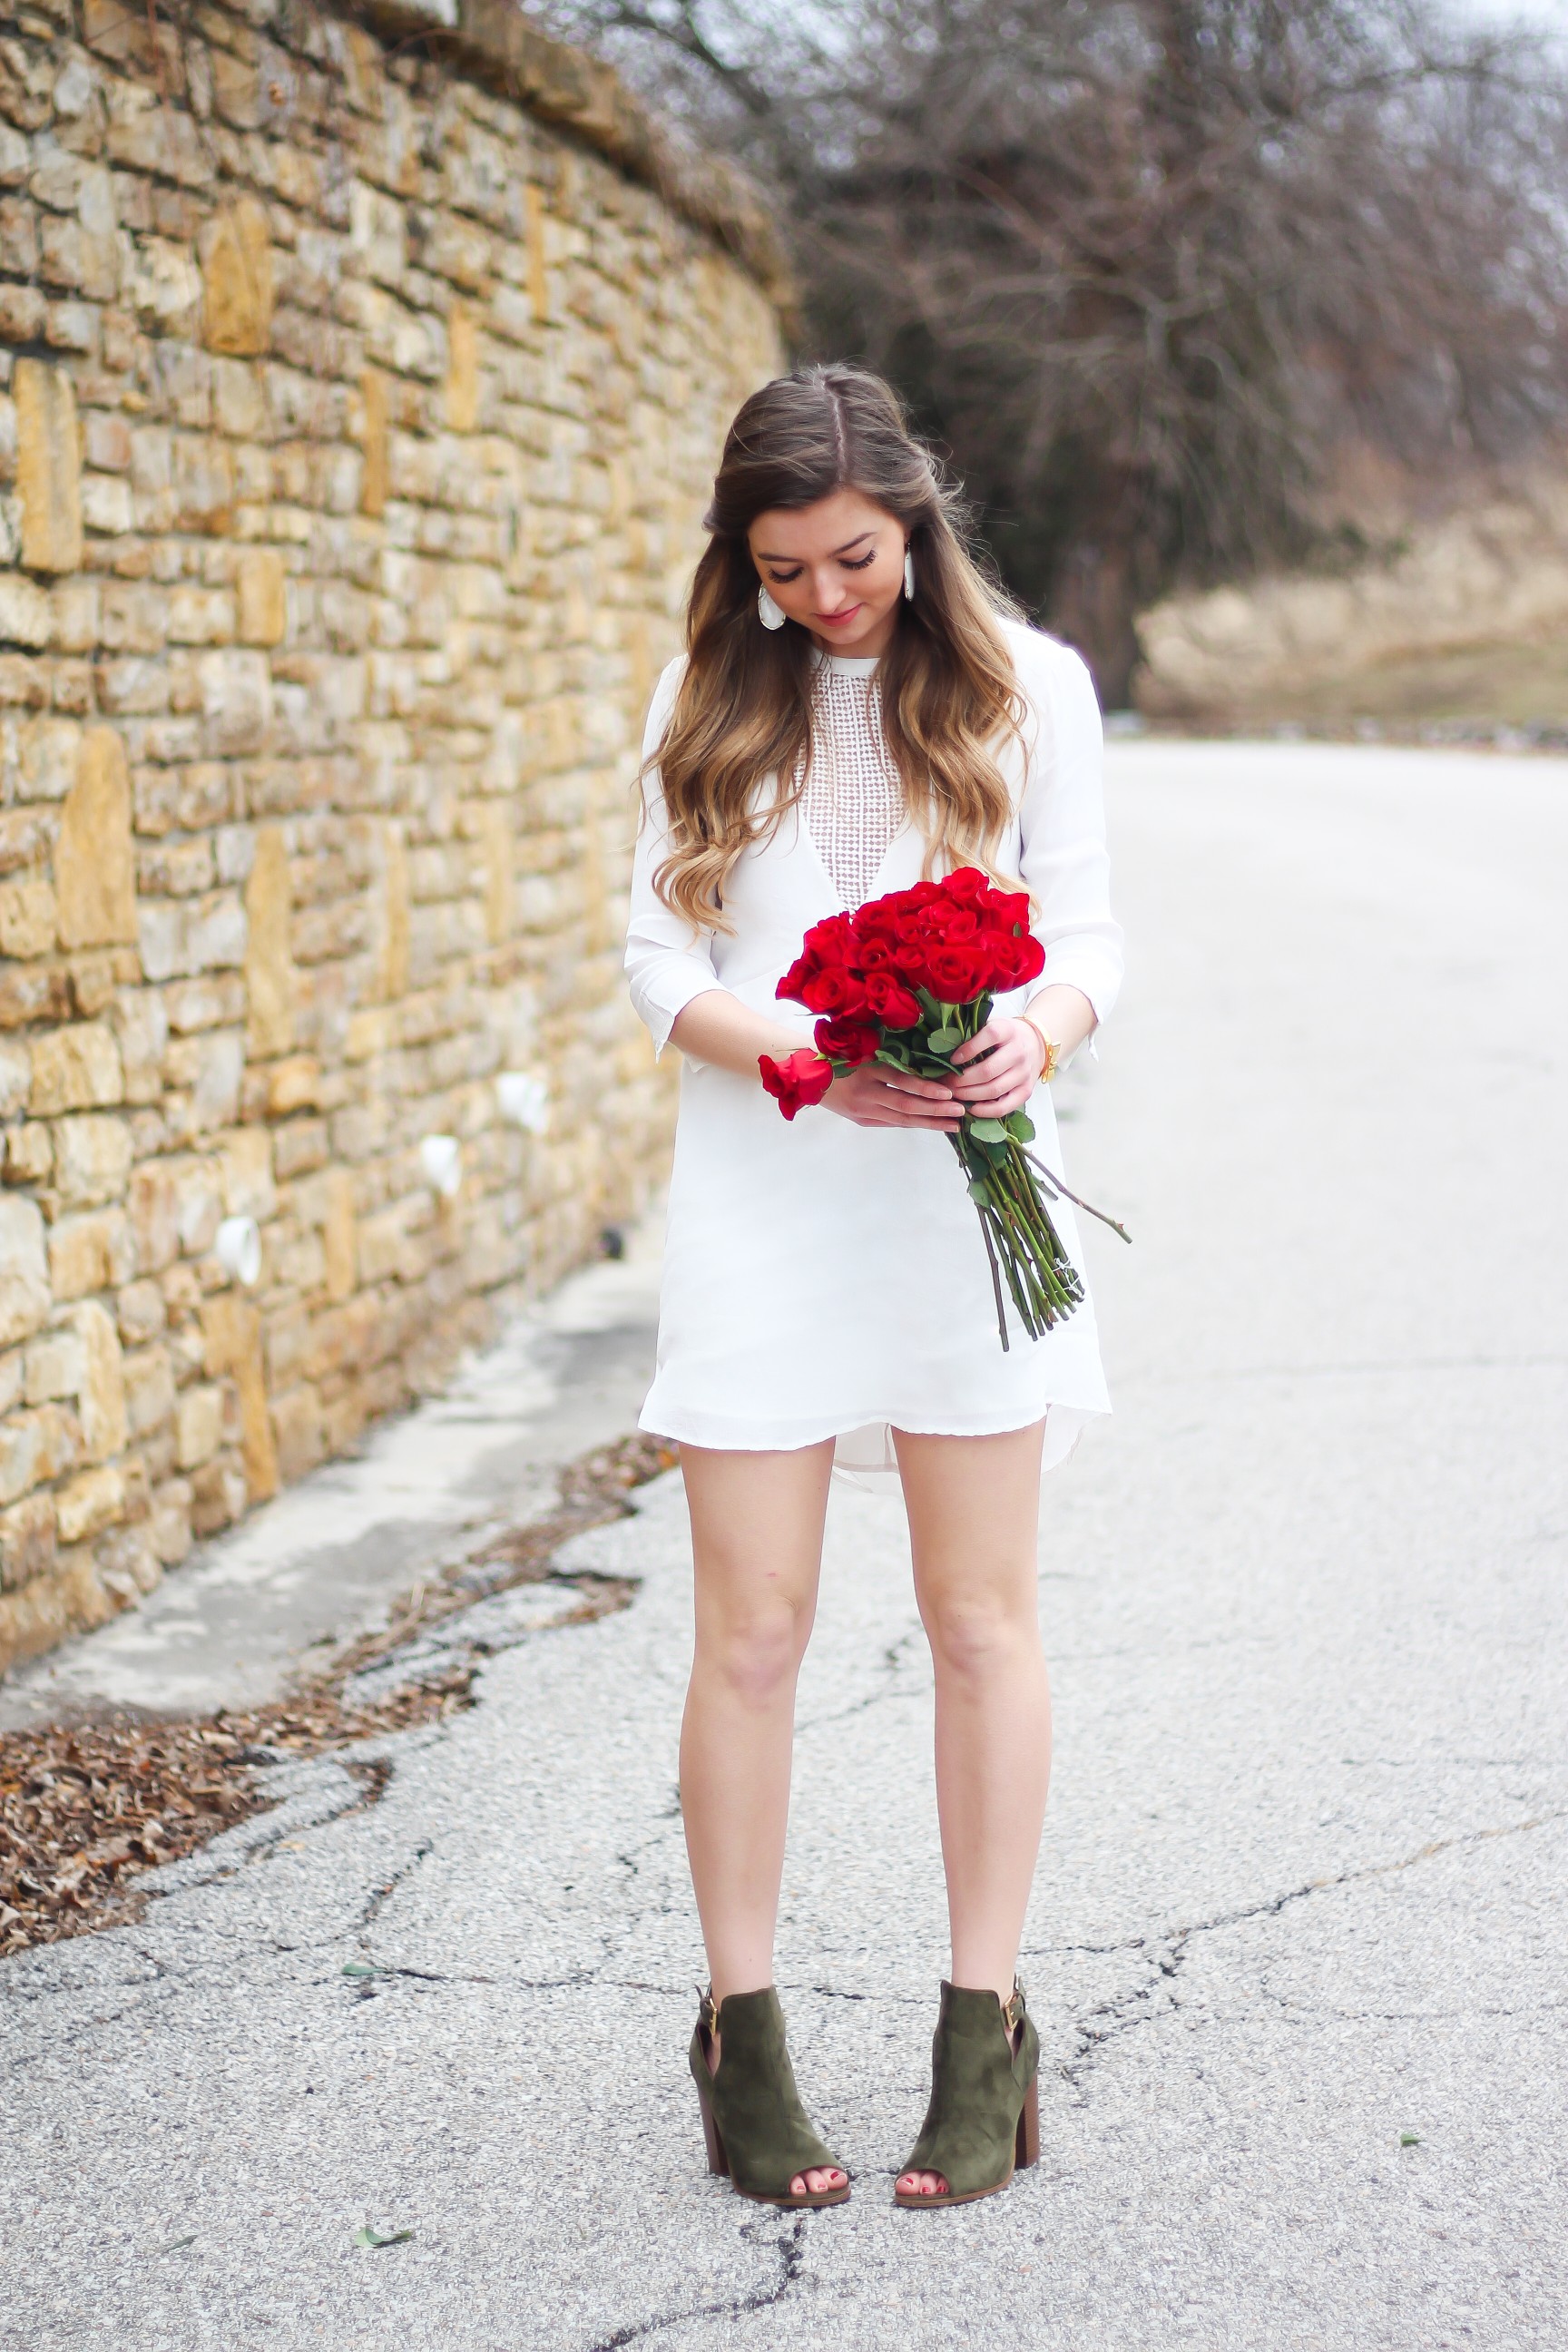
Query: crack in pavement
[[586, 2211, 810, 2350], [1057, 1809, 1566, 2091]]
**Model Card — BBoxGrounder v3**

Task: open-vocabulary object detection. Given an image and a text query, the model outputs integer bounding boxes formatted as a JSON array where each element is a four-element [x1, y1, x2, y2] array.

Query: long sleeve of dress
[[624, 657, 725, 1054], [1012, 632, 1125, 1027]]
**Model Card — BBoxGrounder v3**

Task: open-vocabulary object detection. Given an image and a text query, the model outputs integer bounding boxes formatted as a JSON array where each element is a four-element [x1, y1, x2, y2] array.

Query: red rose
[[943, 867, 991, 906], [987, 929, 1045, 987], [857, 934, 897, 971], [814, 1014, 881, 1064], [801, 913, 858, 967], [759, 1049, 835, 1119], [862, 972, 922, 1027], [801, 964, 868, 1016], [931, 905, 981, 941], [925, 941, 994, 1002]]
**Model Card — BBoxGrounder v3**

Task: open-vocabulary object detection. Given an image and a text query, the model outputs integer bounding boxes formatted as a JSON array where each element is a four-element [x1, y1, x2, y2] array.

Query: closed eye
[[766, 566, 803, 583], [842, 549, 877, 571]]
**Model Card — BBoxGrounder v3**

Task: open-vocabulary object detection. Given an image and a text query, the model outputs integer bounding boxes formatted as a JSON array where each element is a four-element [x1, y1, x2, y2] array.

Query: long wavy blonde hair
[[649, 366, 1024, 930]]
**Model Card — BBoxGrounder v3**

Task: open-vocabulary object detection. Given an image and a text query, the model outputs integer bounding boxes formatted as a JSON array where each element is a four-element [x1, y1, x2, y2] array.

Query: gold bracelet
[[1021, 1009, 1059, 1083]]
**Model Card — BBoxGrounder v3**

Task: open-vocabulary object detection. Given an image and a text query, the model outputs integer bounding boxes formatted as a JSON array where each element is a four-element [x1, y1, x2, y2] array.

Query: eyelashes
[[765, 548, 879, 584]]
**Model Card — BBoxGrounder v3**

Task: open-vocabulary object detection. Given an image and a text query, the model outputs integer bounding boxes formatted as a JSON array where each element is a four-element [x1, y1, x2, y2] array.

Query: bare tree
[[541, 0, 1568, 702]]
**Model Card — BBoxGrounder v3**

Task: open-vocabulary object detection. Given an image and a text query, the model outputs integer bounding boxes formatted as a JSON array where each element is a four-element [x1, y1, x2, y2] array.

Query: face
[[748, 488, 907, 659]]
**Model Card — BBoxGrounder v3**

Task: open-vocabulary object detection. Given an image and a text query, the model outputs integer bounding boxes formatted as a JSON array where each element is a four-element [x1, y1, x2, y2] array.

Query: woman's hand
[[824, 1063, 964, 1130], [946, 1017, 1046, 1119]]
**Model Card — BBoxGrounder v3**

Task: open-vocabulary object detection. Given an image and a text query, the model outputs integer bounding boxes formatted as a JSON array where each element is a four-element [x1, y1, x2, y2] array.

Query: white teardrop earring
[[904, 545, 916, 601], [758, 583, 787, 631]]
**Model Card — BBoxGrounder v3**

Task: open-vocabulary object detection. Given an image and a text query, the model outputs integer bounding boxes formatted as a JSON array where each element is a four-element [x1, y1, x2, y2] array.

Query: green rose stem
[[855, 987, 1131, 1353]]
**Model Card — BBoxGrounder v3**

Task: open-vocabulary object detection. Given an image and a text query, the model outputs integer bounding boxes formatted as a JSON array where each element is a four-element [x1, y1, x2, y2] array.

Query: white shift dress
[[624, 618, 1124, 1486]]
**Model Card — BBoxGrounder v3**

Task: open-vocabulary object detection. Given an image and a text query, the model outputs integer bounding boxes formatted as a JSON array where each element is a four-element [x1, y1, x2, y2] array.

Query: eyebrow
[[754, 529, 876, 562]]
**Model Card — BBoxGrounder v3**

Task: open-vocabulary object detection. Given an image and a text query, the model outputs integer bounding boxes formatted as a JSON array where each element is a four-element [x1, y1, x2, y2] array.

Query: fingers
[[949, 1021, 1001, 1067]]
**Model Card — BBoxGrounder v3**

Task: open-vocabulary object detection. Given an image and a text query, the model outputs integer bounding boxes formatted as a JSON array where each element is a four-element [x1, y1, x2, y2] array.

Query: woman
[[624, 367, 1122, 2210]]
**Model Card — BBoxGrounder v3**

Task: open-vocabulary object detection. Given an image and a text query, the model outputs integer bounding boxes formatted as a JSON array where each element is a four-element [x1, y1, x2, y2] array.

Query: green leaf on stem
[[966, 1117, 1009, 1142], [926, 1026, 962, 1054], [1005, 1111, 1036, 1142]]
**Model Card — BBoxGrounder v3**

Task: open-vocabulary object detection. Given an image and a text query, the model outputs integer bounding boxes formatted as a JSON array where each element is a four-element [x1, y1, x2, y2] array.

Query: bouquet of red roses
[[759, 867, 1128, 1349]]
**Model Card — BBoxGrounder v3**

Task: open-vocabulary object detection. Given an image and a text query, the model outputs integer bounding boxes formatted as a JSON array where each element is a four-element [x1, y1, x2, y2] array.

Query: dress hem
[[636, 1397, 1109, 1453]]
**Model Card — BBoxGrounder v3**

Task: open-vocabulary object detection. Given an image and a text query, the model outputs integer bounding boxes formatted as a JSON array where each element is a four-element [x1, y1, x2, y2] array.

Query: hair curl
[[648, 365, 1024, 930]]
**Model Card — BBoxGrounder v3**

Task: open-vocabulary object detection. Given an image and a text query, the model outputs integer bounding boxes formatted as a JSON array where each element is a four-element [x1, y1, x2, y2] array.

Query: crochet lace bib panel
[[798, 655, 906, 907]]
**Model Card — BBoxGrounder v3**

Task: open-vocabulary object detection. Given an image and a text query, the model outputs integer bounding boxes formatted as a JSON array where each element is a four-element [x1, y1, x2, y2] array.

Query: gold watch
[[1021, 1008, 1059, 1083]]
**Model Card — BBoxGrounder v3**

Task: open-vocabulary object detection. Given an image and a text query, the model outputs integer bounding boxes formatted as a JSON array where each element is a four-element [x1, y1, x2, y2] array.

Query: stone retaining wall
[[0, 0, 782, 1671]]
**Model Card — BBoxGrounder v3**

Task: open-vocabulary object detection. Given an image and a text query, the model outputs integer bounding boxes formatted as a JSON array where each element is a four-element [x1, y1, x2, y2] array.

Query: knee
[[921, 1594, 1034, 1688], [698, 1598, 808, 1707]]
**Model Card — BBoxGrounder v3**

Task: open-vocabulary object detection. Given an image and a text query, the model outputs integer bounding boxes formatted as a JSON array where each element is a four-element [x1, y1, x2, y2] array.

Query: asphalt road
[[4, 740, 1564, 2352]]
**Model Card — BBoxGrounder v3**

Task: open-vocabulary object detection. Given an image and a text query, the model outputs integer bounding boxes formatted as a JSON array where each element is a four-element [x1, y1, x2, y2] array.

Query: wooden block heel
[[694, 2077, 729, 2177], [1015, 2071, 1040, 2169]]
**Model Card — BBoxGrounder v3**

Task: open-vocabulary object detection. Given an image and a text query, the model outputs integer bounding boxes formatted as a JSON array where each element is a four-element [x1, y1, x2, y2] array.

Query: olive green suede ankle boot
[[894, 1980, 1041, 2209], [689, 1986, 850, 2209]]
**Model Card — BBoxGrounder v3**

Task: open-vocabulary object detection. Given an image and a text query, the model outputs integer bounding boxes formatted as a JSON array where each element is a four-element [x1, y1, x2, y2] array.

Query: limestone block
[[2, 1118, 51, 1188], [220, 1129, 276, 1222], [28, 1021, 122, 1115], [16, 717, 83, 805], [0, 809, 55, 880], [15, 358, 83, 575], [55, 725, 136, 948], [202, 1293, 278, 1501], [74, 1298, 127, 1461], [323, 1166, 357, 1303], [359, 368, 388, 519], [53, 1112, 133, 1208], [526, 183, 550, 323], [267, 1055, 318, 1115], [95, 1525, 162, 1607], [172, 1160, 222, 1257], [0, 1492, 55, 1593], [0, 575, 54, 646], [238, 548, 288, 646], [201, 196, 273, 357], [122, 1343, 174, 1438], [56, 1462, 124, 1544], [243, 825, 296, 1056], [190, 1454, 246, 1536], [175, 1381, 222, 1470], [149, 1476, 191, 1564], [0, 875, 57, 957], [115, 1280, 165, 1347], [0, 1039, 29, 1120], [47, 1207, 135, 1298], [129, 1161, 180, 1273], [199, 649, 272, 756], [0, 1573, 69, 1671], [377, 819, 409, 1000], [0, 1416, 40, 1510], [24, 1329, 83, 1406], [0, 1197, 49, 1349], [81, 472, 133, 534], [138, 890, 246, 983], [446, 300, 480, 433], [190, 1031, 243, 1133], [480, 801, 514, 945], [113, 986, 170, 1105]]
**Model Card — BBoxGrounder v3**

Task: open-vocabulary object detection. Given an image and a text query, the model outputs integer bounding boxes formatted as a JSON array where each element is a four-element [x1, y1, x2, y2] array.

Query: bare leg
[[678, 1438, 844, 2198], [890, 1420, 1050, 2199]]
